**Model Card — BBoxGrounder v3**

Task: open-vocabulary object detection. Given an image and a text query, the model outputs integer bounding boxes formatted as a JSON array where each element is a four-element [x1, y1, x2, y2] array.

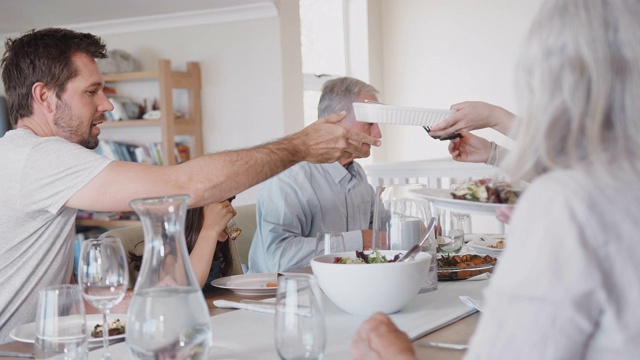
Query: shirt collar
[[322, 161, 358, 188]]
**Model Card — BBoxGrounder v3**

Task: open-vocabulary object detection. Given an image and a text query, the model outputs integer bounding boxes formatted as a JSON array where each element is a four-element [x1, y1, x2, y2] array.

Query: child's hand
[[202, 200, 237, 241]]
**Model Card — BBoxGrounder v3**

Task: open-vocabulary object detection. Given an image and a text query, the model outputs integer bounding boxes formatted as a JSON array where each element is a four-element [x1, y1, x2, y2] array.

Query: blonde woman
[[352, 0, 640, 358]]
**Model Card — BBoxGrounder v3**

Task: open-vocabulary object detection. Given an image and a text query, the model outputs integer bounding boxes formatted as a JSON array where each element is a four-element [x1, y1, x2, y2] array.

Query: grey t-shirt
[[0, 129, 112, 343]]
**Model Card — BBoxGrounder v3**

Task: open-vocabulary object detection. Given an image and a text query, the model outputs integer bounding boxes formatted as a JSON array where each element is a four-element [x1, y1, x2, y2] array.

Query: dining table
[[0, 274, 485, 360]]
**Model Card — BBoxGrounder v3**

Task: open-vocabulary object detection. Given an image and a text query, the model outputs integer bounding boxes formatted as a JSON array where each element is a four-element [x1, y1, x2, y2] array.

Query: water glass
[[315, 232, 345, 256], [34, 284, 88, 359], [275, 274, 326, 360], [435, 209, 464, 254]]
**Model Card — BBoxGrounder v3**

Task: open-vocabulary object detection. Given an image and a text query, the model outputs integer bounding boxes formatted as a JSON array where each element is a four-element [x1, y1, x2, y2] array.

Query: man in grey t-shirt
[[0, 28, 381, 342]]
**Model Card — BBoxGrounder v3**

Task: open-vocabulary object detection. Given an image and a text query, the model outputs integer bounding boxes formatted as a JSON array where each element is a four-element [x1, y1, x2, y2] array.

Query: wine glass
[[78, 237, 129, 359], [315, 232, 345, 256], [275, 274, 326, 360]]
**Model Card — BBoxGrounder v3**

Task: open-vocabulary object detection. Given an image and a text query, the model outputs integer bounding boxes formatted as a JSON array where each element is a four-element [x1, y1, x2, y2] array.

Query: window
[[299, 0, 346, 125]]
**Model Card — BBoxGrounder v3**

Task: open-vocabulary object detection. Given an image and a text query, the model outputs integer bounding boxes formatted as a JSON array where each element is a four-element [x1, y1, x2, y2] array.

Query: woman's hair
[[503, 0, 640, 182], [317, 77, 378, 122], [1, 28, 107, 125], [183, 206, 233, 277], [129, 198, 235, 278]]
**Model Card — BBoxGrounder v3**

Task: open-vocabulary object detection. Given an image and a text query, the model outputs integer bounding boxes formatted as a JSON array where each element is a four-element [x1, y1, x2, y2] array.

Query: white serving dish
[[310, 250, 430, 316], [353, 102, 453, 127], [467, 235, 505, 257]]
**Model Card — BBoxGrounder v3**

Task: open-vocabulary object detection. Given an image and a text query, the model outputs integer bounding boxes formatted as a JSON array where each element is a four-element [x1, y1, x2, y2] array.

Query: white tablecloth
[[90, 280, 487, 359]]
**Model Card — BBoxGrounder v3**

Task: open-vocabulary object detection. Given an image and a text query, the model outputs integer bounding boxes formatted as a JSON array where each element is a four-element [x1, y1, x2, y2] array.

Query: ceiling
[[0, 0, 273, 36]]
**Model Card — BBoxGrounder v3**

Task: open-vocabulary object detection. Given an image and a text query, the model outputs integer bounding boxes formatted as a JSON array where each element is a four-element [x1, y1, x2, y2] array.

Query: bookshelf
[[77, 59, 202, 230], [99, 59, 203, 165]]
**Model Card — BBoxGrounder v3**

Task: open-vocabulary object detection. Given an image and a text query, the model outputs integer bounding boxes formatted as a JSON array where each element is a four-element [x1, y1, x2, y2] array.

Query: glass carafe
[[126, 195, 212, 359], [371, 184, 438, 292]]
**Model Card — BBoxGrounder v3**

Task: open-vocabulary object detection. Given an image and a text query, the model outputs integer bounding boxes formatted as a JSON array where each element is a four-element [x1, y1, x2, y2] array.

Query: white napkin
[[466, 272, 491, 281], [459, 295, 484, 312], [213, 299, 275, 314]]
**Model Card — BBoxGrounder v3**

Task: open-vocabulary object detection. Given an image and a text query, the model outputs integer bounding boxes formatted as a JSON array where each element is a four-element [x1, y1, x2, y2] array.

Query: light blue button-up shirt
[[247, 161, 375, 273]]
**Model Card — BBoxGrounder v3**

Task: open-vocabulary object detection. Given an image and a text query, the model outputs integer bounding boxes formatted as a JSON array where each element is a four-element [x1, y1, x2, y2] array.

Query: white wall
[[0, 16, 287, 205], [375, 0, 543, 163], [0, 1, 546, 205]]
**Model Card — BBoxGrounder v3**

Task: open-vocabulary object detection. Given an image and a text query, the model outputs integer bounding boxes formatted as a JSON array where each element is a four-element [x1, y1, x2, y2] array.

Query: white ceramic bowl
[[310, 250, 431, 316], [467, 235, 505, 257]]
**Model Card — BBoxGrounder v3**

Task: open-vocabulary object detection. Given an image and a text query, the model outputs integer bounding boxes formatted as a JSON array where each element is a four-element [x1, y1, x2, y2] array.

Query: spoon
[[397, 217, 437, 263]]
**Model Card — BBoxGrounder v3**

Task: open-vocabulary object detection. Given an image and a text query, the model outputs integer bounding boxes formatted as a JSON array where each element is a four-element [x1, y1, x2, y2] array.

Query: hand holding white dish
[[352, 102, 453, 128]]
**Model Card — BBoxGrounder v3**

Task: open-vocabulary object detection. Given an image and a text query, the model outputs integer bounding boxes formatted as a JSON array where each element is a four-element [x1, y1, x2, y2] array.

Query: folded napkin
[[459, 295, 484, 312], [466, 272, 491, 281], [213, 299, 275, 315]]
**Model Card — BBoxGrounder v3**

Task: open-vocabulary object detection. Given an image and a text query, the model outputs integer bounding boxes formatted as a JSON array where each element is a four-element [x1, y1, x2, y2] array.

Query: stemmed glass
[[78, 237, 129, 359]]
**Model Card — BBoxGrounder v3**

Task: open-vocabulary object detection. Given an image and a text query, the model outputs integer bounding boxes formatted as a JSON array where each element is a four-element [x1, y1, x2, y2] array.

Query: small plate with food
[[211, 273, 279, 296], [437, 253, 497, 281], [468, 235, 505, 257], [10, 313, 126, 344]]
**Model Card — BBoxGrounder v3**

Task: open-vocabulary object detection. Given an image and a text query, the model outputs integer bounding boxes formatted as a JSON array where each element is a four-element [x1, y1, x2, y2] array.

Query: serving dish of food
[[412, 179, 521, 215], [311, 250, 430, 316], [437, 253, 497, 281], [468, 235, 505, 257]]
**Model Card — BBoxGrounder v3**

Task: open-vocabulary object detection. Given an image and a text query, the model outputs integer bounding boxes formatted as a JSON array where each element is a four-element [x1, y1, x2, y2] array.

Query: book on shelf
[[95, 140, 190, 165]]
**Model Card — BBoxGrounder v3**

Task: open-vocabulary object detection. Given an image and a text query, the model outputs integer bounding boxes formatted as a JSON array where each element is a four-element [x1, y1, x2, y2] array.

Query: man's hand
[[362, 230, 374, 250], [351, 312, 416, 360], [293, 112, 382, 164]]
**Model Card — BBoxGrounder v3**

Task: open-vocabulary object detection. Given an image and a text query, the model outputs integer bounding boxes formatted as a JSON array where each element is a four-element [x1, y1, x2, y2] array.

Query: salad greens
[[333, 250, 401, 264]]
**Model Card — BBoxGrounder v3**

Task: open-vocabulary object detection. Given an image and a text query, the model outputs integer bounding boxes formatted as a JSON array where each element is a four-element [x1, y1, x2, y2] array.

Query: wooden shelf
[[76, 219, 141, 228], [100, 59, 203, 165], [98, 119, 162, 128]]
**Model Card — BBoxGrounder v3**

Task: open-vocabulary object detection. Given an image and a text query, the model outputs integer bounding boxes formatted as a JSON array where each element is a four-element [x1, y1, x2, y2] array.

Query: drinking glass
[[435, 209, 465, 254], [372, 183, 438, 292], [34, 284, 88, 359], [78, 238, 129, 359], [315, 232, 345, 256], [275, 274, 326, 360], [452, 212, 472, 241], [225, 218, 242, 240]]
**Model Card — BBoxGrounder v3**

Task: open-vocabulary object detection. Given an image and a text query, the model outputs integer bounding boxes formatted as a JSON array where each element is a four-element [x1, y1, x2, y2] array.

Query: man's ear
[[31, 82, 56, 114]]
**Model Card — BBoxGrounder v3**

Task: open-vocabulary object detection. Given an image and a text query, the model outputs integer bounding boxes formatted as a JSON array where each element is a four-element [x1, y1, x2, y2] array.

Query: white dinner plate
[[10, 313, 127, 344], [353, 102, 453, 127], [411, 188, 508, 215], [211, 273, 279, 296], [467, 235, 505, 257]]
